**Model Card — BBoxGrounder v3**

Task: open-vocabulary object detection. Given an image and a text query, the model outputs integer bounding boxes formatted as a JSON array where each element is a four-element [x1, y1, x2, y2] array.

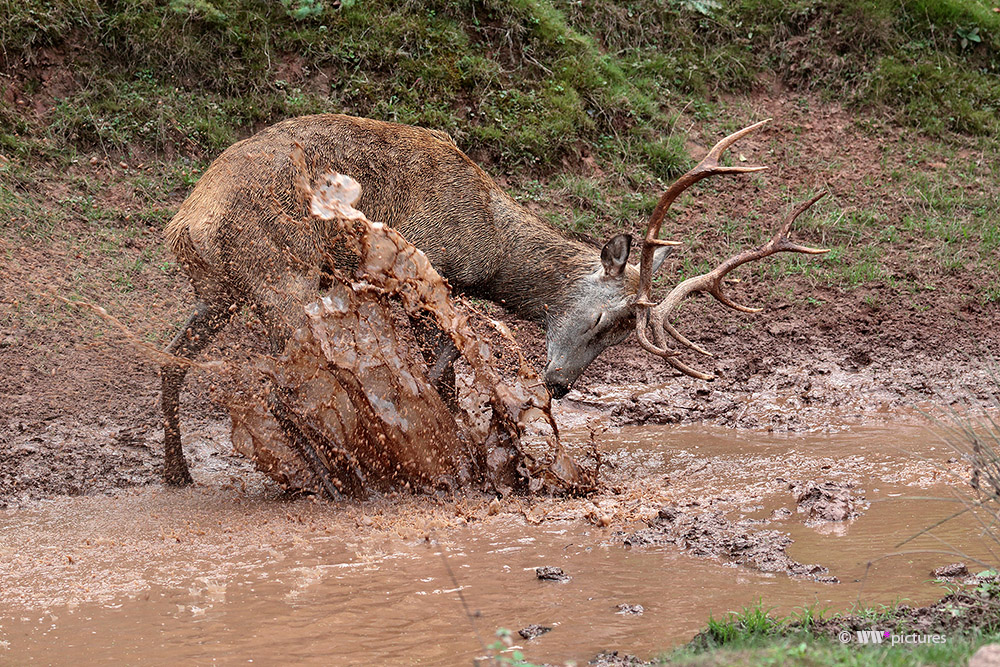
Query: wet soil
[[682, 572, 1000, 655], [623, 506, 838, 582], [792, 479, 867, 524], [805, 584, 1000, 640], [1, 422, 994, 664]]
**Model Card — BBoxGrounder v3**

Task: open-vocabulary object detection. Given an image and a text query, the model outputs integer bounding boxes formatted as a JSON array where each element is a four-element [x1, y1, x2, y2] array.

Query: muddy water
[[1, 421, 992, 665]]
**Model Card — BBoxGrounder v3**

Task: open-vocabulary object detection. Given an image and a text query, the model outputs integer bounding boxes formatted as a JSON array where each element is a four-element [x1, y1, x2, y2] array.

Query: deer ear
[[651, 244, 673, 275], [601, 234, 632, 277]]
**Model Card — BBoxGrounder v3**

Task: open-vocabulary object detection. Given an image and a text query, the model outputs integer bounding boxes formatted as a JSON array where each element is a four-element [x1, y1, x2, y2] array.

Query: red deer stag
[[161, 114, 826, 485]]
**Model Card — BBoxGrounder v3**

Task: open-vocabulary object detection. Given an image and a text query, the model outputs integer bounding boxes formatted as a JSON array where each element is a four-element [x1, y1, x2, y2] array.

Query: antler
[[635, 120, 830, 380]]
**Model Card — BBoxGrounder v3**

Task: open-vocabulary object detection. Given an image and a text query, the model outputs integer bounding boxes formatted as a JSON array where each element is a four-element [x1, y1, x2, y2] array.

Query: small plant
[[281, 0, 324, 21], [982, 283, 1000, 305], [956, 25, 982, 51], [482, 628, 539, 666], [168, 0, 228, 25], [703, 599, 779, 645], [790, 602, 829, 632], [975, 570, 1000, 598], [705, 614, 739, 645], [677, 0, 721, 17]]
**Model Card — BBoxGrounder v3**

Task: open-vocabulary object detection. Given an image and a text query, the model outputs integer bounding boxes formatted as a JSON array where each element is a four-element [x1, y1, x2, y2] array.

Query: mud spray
[[223, 148, 592, 499]]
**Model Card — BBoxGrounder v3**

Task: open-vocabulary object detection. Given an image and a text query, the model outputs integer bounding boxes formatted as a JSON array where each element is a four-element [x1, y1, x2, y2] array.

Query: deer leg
[[266, 391, 345, 500], [408, 313, 459, 407], [161, 301, 232, 486]]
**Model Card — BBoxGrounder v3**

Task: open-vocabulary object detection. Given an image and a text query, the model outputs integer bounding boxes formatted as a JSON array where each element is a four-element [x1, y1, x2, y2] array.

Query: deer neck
[[482, 193, 601, 324]]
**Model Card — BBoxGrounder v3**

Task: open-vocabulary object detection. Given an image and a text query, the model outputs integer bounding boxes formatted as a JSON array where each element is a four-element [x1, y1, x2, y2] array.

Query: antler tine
[[636, 119, 772, 312], [643, 119, 772, 246], [661, 317, 713, 356], [702, 119, 773, 167], [635, 310, 715, 380], [639, 191, 830, 380], [634, 119, 774, 373], [710, 288, 761, 314], [772, 192, 830, 254]]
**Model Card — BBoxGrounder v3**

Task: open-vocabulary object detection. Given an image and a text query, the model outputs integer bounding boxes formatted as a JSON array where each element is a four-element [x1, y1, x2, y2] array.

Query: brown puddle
[[1, 421, 993, 665]]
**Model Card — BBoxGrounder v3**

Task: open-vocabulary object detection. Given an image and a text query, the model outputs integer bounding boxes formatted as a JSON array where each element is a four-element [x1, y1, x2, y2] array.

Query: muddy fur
[[165, 114, 611, 329]]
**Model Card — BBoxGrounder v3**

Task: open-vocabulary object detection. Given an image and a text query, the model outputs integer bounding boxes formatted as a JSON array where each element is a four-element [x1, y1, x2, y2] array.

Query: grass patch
[[4, 0, 1000, 173], [668, 589, 1000, 666], [668, 631, 999, 666], [2, 0, 689, 174]]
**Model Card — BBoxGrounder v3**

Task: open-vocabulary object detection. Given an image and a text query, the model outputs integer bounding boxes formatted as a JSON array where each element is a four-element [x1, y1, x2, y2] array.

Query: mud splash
[[221, 160, 588, 497]]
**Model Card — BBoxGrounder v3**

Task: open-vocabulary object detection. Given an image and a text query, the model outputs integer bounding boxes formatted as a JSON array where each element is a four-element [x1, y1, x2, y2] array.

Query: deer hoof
[[164, 464, 193, 486]]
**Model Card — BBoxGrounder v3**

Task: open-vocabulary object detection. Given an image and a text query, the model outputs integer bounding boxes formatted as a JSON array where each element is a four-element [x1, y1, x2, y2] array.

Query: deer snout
[[545, 380, 570, 400], [543, 363, 573, 399]]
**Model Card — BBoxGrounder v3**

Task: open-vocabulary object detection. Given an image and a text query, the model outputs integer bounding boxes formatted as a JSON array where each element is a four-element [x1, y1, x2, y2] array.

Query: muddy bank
[[596, 577, 1000, 666], [807, 584, 1000, 640], [3, 87, 999, 507], [550, 303, 998, 432], [685, 572, 1000, 651], [0, 418, 247, 508]]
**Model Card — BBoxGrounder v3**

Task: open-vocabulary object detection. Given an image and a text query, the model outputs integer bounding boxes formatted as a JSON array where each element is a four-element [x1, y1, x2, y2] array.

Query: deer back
[[165, 115, 517, 313]]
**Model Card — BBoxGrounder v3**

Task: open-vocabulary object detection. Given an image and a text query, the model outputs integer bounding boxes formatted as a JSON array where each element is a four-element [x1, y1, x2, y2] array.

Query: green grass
[[665, 597, 1000, 666], [666, 632, 999, 666], [703, 599, 781, 645], [2, 0, 688, 174], [4, 0, 1000, 172]]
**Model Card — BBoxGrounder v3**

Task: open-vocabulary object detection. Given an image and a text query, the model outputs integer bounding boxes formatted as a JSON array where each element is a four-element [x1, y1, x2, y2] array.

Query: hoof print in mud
[[535, 566, 570, 582], [615, 603, 644, 615], [518, 624, 552, 640]]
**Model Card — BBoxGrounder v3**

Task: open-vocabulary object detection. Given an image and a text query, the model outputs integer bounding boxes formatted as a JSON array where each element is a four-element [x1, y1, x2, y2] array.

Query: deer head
[[543, 119, 828, 398], [542, 234, 674, 398]]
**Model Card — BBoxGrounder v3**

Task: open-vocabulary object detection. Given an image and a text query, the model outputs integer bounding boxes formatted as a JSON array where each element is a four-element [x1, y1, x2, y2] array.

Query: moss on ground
[[2, 0, 999, 171]]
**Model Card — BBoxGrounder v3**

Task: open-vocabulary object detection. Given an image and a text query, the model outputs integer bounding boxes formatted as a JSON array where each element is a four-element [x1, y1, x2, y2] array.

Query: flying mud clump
[[225, 151, 592, 500]]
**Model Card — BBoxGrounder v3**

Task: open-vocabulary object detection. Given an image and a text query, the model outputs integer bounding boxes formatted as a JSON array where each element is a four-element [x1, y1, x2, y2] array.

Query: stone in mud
[[970, 644, 1000, 667], [535, 566, 570, 582], [932, 562, 969, 579], [589, 650, 649, 666], [518, 624, 551, 640], [792, 480, 865, 524], [657, 506, 679, 521], [615, 603, 644, 615], [625, 506, 836, 582]]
